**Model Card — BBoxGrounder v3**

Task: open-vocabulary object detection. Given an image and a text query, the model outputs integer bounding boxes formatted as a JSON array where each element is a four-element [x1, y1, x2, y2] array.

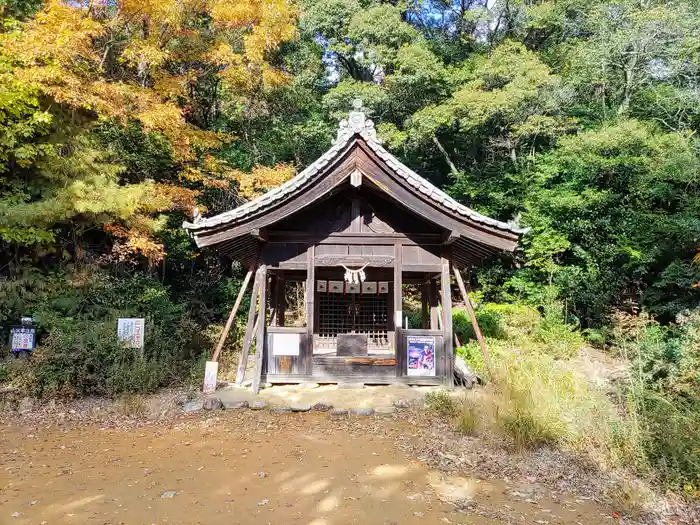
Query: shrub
[[452, 305, 506, 343], [455, 401, 480, 436], [425, 390, 458, 417], [19, 321, 165, 398], [1, 269, 211, 399], [493, 354, 582, 448], [611, 310, 700, 493]]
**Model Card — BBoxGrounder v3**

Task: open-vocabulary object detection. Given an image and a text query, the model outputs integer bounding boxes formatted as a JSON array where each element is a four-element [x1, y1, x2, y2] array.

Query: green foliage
[[522, 120, 700, 324], [1, 268, 210, 398], [452, 305, 506, 343], [611, 310, 700, 493], [456, 297, 582, 372]]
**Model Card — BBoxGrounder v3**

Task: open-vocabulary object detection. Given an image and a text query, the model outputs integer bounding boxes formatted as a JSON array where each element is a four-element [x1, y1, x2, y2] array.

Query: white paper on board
[[117, 318, 145, 349], [203, 361, 218, 394], [272, 332, 300, 356]]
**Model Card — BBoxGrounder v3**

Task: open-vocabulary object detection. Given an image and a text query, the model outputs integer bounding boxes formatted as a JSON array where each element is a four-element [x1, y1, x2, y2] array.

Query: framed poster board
[[117, 318, 145, 349], [10, 327, 36, 352], [407, 336, 436, 376]]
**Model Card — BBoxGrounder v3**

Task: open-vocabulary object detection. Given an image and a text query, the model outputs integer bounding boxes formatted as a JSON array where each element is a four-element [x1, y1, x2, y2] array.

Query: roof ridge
[[183, 99, 529, 237]]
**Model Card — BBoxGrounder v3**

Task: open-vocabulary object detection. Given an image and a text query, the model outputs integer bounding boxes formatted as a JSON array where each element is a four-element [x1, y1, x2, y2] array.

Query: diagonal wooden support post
[[252, 264, 268, 394], [452, 266, 490, 368], [211, 265, 256, 363], [235, 268, 262, 385]]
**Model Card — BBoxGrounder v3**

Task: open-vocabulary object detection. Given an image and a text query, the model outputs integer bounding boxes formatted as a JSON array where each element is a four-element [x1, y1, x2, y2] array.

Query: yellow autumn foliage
[[0, 0, 298, 262]]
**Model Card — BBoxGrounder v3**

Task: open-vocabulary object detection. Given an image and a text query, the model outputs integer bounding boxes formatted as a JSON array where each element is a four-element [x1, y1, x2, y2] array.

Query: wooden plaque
[[336, 334, 368, 356]]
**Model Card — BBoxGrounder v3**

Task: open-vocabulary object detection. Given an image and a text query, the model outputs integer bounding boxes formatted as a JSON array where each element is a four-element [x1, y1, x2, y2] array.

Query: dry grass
[[119, 393, 147, 418]]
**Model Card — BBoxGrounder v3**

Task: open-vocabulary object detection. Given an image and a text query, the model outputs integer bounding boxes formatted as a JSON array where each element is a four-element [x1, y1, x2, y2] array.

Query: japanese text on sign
[[117, 318, 145, 349]]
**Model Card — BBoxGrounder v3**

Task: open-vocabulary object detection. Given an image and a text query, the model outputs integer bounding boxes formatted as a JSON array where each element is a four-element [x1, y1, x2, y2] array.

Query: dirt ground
[[1, 410, 616, 525]]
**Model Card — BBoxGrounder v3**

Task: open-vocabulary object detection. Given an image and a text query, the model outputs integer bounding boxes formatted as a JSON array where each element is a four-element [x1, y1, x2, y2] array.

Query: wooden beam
[[235, 269, 262, 385], [267, 232, 444, 246], [421, 282, 429, 329], [351, 198, 362, 233], [252, 264, 268, 394], [453, 266, 490, 368], [251, 228, 267, 242], [440, 253, 454, 388], [394, 243, 403, 377], [429, 279, 439, 330], [442, 230, 460, 244], [305, 245, 316, 375], [275, 273, 285, 327], [344, 357, 396, 366], [315, 254, 393, 267], [211, 264, 256, 362], [268, 275, 278, 327]]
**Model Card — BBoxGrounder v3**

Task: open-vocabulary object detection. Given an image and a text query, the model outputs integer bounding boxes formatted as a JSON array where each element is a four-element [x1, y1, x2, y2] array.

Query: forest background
[[1, 0, 699, 500]]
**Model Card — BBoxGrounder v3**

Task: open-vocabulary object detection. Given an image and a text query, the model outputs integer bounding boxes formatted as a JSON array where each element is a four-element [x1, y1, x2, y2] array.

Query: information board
[[117, 318, 145, 349], [10, 327, 36, 351]]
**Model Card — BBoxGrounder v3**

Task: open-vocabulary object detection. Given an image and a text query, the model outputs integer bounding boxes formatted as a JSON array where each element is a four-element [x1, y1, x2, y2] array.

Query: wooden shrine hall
[[183, 100, 527, 392]]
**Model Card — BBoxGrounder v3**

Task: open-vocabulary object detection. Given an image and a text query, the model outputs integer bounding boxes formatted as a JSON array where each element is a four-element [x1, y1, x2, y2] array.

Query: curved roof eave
[[183, 104, 530, 245]]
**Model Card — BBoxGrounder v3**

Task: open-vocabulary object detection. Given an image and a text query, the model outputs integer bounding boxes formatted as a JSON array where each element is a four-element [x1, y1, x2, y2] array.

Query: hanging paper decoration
[[316, 280, 328, 292], [329, 280, 344, 293], [341, 264, 368, 284], [362, 281, 377, 294], [378, 281, 389, 294], [346, 282, 361, 294]]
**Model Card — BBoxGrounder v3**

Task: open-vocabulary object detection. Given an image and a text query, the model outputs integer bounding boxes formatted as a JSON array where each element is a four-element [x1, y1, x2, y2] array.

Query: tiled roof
[[183, 101, 528, 237]]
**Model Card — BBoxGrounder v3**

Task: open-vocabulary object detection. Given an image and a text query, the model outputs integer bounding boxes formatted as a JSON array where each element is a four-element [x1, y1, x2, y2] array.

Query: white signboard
[[11, 328, 35, 350], [203, 360, 218, 394], [272, 332, 300, 356], [117, 318, 145, 349]]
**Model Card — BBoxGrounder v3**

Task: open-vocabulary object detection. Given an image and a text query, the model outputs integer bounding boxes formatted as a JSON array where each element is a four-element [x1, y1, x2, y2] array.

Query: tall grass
[[450, 300, 700, 498]]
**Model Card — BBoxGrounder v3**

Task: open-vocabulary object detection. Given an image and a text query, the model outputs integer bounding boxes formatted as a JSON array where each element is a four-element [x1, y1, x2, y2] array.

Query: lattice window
[[316, 290, 389, 353]]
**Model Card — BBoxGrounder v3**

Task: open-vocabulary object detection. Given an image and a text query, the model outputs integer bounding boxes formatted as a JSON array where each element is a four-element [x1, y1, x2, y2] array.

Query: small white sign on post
[[272, 332, 300, 356], [203, 360, 218, 394], [117, 318, 145, 349]]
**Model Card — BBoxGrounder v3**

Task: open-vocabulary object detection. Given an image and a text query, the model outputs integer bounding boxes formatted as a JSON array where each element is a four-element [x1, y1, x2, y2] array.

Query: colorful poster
[[117, 318, 145, 349], [407, 336, 436, 376]]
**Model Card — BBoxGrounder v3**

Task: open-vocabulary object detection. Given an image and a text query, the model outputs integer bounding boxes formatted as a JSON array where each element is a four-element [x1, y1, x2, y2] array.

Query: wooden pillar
[[305, 245, 315, 375], [235, 269, 262, 385], [421, 281, 429, 329], [429, 279, 439, 330], [211, 263, 255, 362], [252, 264, 268, 394], [453, 266, 490, 368], [394, 243, 403, 376], [268, 275, 278, 327], [276, 273, 286, 327], [440, 253, 454, 388]]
